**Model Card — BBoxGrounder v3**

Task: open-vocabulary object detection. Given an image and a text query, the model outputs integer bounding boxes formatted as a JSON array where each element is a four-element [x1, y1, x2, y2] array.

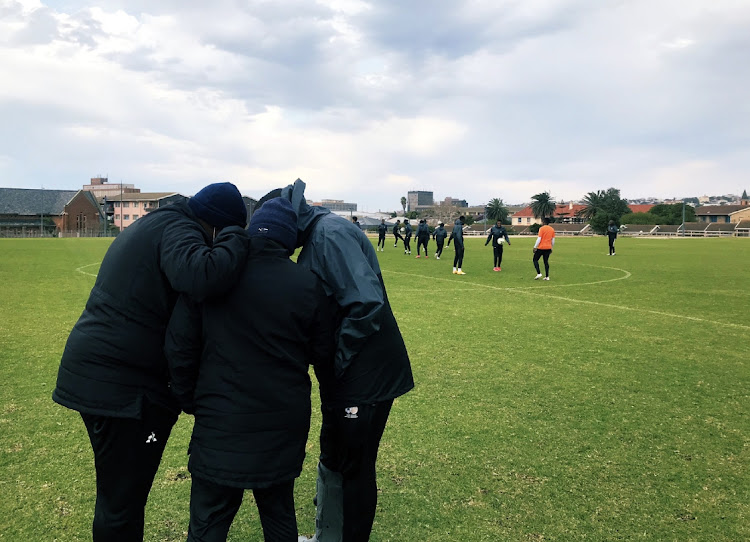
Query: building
[[509, 203, 655, 227], [695, 202, 750, 224], [440, 197, 468, 208], [407, 191, 434, 212], [82, 177, 140, 199], [313, 199, 357, 212], [0, 188, 104, 237], [105, 192, 184, 231]]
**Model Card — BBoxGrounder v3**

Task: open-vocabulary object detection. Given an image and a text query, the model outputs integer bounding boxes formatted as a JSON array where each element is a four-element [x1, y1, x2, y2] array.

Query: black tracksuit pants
[[378, 234, 386, 249], [416, 236, 429, 256], [533, 249, 552, 276], [493, 245, 504, 267], [393, 232, 404, 246], [435, 240, 444, 257], [608, 234, 616, 254], [404, 235, 412, 252], [187, 477, 296, 542], [81, 400, 179, 542], [452, 242, 464, 268], [319, 400, 393, 542]]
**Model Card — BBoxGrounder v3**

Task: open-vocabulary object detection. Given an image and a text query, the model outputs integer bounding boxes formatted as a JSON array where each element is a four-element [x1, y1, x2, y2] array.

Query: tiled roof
[[104, 192, 179, 202], [628, 204, 655, 214], [736, 220, 750, 230], [683, 222, 707, 232], [705, 222, 737, 232], [695, 204, 748, 216], [0, 188, 80, 216]]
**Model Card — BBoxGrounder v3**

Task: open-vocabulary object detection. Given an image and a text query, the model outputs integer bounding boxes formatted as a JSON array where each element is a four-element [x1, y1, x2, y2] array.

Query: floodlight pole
[[682, 200, 686, 237]]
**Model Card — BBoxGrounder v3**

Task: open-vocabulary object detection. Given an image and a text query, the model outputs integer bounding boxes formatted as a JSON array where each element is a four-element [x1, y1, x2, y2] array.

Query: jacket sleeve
[[485, 231, 492, 245], [504, 230, 511, 244], [307, 228, 384, 377], [164, 295, 202, 414], [160, 223, 250, 303], [308, 290, 340, 369]]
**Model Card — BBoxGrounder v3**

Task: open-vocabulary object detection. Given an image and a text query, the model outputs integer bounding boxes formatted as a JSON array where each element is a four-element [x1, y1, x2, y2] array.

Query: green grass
[[1, 236, 748, 541]]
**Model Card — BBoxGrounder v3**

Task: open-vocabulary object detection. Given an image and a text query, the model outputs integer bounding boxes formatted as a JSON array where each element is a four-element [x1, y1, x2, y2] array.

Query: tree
[[400, 196, 407, 214], [621, 212, 660, 225], [579, 190, 606, 220], [485, 198, 509, 223], [649, 203, 695, 224], [530, 191, 556, 219], [577, 187, 631, 234]]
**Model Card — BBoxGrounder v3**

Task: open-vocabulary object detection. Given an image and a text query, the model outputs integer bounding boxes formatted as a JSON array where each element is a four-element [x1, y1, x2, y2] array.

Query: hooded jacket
[[485, 225, 511, 246], [53, 200, 250, 418], [165, 238, 337, 488], [416, 221, 430, 239], [448, 219, 465, 248], [433, 225, 448, 243], [279, 179, 414, 406]]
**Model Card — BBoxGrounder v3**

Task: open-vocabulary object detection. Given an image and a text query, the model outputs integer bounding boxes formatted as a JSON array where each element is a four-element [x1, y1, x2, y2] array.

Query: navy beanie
[[188, 182, 247, 228], [248, 198, 297, 253]]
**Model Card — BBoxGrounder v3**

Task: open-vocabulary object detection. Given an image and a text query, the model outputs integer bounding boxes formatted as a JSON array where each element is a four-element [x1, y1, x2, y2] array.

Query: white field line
[[75, 262, 99, 277], [384, 267, 750, 332]]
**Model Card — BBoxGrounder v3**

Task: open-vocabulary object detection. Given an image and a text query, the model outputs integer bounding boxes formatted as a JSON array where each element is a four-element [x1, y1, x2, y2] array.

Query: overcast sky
[[1, 0, 749, 211]]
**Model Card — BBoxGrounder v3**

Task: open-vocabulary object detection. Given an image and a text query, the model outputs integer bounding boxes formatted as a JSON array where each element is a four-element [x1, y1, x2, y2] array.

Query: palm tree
[[485, 198, 509, 223], [400, 196, 407, 214], [579, 190, 605, 220], [530, 191, 556, 220]]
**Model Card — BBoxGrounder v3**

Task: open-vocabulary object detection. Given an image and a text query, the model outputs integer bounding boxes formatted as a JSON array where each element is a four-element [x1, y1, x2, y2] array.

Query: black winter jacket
[[165, 239, 338, 488], [485, 225, 510, 246], [53, 201, 250, 418], [281, 180, 414, 406]]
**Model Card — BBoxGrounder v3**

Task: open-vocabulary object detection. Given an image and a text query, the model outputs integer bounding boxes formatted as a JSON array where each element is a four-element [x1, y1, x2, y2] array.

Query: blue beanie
[[248, 198, 298, 253], [188, 182, 247, 228]]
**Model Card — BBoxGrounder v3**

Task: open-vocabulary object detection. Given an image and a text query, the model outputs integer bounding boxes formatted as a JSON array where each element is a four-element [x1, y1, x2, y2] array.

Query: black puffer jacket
[[53, 201, 250, 418], [165, 239, 338, 488]]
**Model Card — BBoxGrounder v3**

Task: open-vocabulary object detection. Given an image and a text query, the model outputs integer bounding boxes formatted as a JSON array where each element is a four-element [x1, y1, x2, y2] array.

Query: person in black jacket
[[392, 220, 404, 247], [52, 182, 249, 542], [376, 218, 388, 252], [433, 222, 447, 259], [261, 180, 413, 542], [403, 218, 413, 255], [415, 219, 430, 258], [485, 220, 511, 271], [607, 220, 619, 255], [447, 216, 466, 274], [166, 198, 338, 542]]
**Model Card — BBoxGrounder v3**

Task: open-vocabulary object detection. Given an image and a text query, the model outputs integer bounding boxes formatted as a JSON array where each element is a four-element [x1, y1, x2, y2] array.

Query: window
[[123, 215, 130, 220], [122, 202, 130, 208], [517, 218, 521, 223], [76, 214, 87, 231], [526, 218, 531, 223], [710, 216, 717, 223], [132, 214, 139, 220], [115, 214, 120, 220], [114, 201, 120, 208]]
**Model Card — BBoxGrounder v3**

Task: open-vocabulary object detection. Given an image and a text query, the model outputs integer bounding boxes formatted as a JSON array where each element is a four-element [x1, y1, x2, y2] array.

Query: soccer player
[[485, 219, 511, 271], [433, 222, 447, 259], [533, 217, 555, 281], [415, 219, 430, 258], [403, 218, 413, 255], [377, 218, 388, 251], [607, 220, 619, 255], [447, 216, 466, 274], [165, 199, 338, 542], [351, 216, 362, 230], [392, 220, 404, 247], [262, 180, 414, 542], [52, 183, 249, 541]]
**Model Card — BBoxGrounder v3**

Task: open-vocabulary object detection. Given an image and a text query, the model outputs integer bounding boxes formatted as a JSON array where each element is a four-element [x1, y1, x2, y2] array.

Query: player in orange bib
[[533, 217, 555, 281]]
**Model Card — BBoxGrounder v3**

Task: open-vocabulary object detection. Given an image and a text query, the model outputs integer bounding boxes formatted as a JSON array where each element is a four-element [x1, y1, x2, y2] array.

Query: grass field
[[1, 235, 748, 541]]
